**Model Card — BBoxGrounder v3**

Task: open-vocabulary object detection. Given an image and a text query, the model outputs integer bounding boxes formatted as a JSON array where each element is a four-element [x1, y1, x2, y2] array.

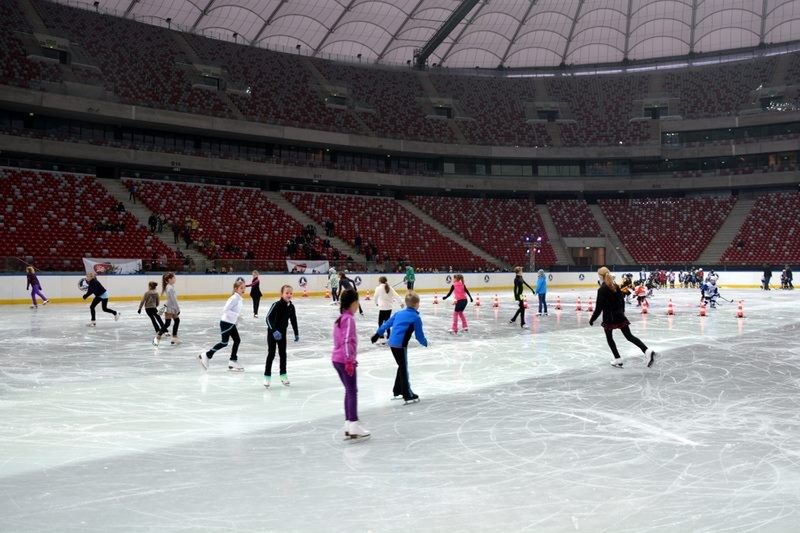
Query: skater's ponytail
[[379, 276, 389, 294], [162, 272, 175, 295], [336, 289, 359, 326], [604, 272, 618, 292]]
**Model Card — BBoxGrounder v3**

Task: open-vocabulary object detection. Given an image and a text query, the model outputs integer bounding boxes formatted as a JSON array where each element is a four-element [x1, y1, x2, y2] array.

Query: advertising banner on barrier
[[286, 259, 330, 274], [82, 258, 143, 275]]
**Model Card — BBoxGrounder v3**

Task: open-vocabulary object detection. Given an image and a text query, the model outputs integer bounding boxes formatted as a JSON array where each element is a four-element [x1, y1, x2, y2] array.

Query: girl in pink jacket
[[442, 274, 473, 334], [332, 289, 370, 440]]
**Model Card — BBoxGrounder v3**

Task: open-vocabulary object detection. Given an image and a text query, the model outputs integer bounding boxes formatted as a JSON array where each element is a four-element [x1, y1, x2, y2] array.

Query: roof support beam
[[500, 0, 537, 66], [623, 0, 633, 59], [250, 0, 288, 46], [760, 0, 768, 44], [313, 0, 358, 57], [378, 0, 425, 60], [689, 0, 697, 53], [123, 0, 138, 18], [415, 0, 481, 69], [190, 0, 216, 33], [561, 0, 584, 65]]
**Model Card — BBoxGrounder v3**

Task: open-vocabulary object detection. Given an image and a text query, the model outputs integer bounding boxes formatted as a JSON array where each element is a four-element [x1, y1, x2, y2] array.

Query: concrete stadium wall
[[0, 271, 770, 305]]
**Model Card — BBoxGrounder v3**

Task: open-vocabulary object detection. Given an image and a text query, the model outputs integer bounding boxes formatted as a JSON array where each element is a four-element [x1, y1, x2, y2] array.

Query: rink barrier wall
[[0, 271, 770, 305]]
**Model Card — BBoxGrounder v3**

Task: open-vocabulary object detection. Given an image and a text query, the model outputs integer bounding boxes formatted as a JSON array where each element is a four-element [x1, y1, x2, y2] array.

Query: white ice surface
[[1, 288, 799, 532]]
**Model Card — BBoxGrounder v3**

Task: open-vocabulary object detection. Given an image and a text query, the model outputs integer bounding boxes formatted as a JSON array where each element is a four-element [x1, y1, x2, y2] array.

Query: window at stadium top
[[55, 0, 800, 68]]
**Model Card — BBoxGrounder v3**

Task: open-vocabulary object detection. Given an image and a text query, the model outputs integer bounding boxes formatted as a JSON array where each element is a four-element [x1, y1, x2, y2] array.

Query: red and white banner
[[82, 258, 143, 275], [286, 259, 330, 274]]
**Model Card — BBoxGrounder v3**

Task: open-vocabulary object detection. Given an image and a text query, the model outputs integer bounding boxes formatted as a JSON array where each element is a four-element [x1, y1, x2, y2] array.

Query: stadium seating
[[407, 196, 556, 267], [0, 1, 63, 88], [599, 197, 736, 263], [546, 199, 602, 237], [0, 168, 177, 271], [282, 191, 493, 270], [721, 191, 800, 265], [123, 180, 348, 267]]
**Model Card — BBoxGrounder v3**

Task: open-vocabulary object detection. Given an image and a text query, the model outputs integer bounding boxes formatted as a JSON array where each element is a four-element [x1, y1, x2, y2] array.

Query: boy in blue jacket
[[371, 291, 428, 404], [536, 269, 548, 316]]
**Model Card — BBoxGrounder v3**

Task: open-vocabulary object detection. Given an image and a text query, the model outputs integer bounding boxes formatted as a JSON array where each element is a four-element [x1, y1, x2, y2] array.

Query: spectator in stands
[[184, 228, 193, 250], [116, 201, 126, 213], [128, 183, 137, 203], [157, 215, 165, 233], [354, 235, 363, 254], [148, 213, 157, 232], [172, 222, 180, 244]]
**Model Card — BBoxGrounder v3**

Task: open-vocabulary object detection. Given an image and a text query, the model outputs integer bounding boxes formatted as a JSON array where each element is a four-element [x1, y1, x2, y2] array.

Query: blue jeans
[[538, 293, 547, 314]]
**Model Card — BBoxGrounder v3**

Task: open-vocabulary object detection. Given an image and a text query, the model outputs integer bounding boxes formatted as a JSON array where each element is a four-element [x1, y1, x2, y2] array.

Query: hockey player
[[633, 282, 648, 307], [701, 278, 720, 308], [620, 273, 634, 303]]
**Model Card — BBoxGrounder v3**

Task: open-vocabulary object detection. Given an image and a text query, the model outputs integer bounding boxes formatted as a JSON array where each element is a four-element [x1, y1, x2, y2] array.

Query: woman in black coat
[[590, 269, 656, 368]]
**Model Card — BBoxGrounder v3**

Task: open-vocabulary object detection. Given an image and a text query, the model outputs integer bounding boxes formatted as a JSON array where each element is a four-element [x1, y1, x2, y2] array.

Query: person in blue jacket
[[536, 269, 548, 316], [371, 291, 428, 404]]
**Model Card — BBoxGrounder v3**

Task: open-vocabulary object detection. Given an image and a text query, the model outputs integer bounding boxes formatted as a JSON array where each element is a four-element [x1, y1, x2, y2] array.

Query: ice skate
[[87, 321, 96, 327], [253, 314, 258, 318], [646, 349, 657, 368], [152, 335, 160, 346], [462, 328, 469, 333], [114, 312, 121, 322], [170, 337, 180, 345], [30, 305, 37, 309], [610, 357, 623, 368], [42, 299, 49, 306], [449, 329, 458, 335], [345, 421, 371, 440], [280, 374, 290, 386], [263, 376, 271, 388], [404, 394, 420, 405], [197, 351, 209, 370], [228, 360, 244, 372]]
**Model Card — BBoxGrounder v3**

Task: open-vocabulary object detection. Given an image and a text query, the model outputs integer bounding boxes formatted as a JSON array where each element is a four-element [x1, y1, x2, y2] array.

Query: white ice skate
[[263, 376, 271, 388], [449, 330, 458, 335], [280, 375, 290, 386], [228, 360, 244, 372], [404, 395, 420, 405], [42, 300, 49, 306], [197, 351, 209, 370], [646, 349, 657, 368], [170, 337, 180, 345], [610, 357, 623, 368], [114, 312, 121, 322], [345, 421, 371, 440], [152, 335, 160, 346], [87, 321, 96, 327]]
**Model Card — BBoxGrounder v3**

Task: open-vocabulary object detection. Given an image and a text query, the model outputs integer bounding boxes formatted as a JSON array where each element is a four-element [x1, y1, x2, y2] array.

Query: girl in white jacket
[[374, 276, 403, 344], [199, 279, 246, 372]]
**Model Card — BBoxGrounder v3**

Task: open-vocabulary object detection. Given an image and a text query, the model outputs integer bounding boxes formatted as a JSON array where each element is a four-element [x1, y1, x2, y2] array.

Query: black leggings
[[158, 316, 180, 337], [510, 299, 526, 326], [331, 286, 339, 302], [604, 326, 648, 359], [145, 308, 164, 332], [265, 332, 288, 376], [252, 294, 261, 315], [378, 309, 392, 338], [206, 321, 240, 361], [391, 347, 415, 400], [90, 296, 116, 321]]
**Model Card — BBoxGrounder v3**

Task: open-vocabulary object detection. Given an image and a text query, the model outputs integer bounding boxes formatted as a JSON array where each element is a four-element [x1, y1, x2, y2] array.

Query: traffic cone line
[[586, 297, 594, 312], [476, 294, 481, 307], [698, 301, 707, 316], [575, 296, 582, 311], [555, 295, 562, 310], [736, 300, 745, 318], [666, 298, 674, 315]]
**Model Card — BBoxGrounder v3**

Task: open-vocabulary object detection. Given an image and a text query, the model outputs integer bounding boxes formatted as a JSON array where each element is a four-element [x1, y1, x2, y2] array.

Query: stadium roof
[[80, 0, 800, 67]]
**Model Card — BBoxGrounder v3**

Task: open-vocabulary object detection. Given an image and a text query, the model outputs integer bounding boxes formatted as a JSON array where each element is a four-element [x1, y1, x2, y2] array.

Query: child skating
[[26, 266, 48, 309], [371, 291, 428, 404], [509, 267, 535, 328], [137, 281, 164, 334], [374, 276, 403, 344], [198, 279, 246, 372], [264, 285, 299, 387], [589, 267, 657, 368], [154, 272, 180, 346], [327, 267, 339, 305], [82, 271, 120, 326], [442, 273, 472, 334], [535, 269, 548, 316], [246, 270, 262, 318], [332, 289, 370, 440]]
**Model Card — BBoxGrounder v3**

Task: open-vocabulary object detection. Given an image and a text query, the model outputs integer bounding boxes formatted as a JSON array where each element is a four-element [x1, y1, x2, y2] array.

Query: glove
[[137, 309, 141, 314], [83, 294, 89, 300], [345, 361, 355, 377], [589, 319, 595, 327], [272, 330, 282, 341], [294, 335, 299, 342], [469, 298, 473, 303], [370, 334, 380, 344]]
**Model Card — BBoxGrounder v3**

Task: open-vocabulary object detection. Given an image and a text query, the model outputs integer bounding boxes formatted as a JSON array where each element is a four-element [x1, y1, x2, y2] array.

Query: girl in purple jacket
[[26, 266, 49, 309], [332, 289, 370, 440]]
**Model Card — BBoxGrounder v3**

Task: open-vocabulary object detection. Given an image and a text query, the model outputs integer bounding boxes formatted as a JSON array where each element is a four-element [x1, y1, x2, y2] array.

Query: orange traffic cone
[[555, 295, 562, 310], [324, 288, 331, 299], [736, 300, 745, 318], [302, 286, 308, 298], [586, 297, 594, 312], [433, 294, 439, 305], [641, 299, 648, 314], [698, 301, 707, 316], [475, 294, 481, 307], [575, 296, 582, 311], [523, 296, 529, 309], [492, 294, 499, 308], [666, 298, 674, 315]]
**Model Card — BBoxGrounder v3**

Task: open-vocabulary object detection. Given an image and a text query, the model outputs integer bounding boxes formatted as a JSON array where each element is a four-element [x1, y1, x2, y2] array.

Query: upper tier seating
[[599, 196, 736, 263], [124, 179, 346, 267], [0, 0, 62, 88], [546, 199, 602, 237], [33, 0, 233, 117], [282, 191, 493, 270], [408, 196, 557, 267], [721, 191, 800, 265], [0, 168, 177, 270]]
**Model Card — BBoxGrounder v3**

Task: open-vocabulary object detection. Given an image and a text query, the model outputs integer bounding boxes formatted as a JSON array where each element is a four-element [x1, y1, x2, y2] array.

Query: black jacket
[[265, 299, 298, 335], [339, 276, 358, 292], [514, 276, 534, 301], [82, 278, 107, 299], [590, 284, 628, 326]]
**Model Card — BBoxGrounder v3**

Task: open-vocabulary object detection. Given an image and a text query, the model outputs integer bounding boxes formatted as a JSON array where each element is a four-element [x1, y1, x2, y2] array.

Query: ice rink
[[1, 287, 799, 532]]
